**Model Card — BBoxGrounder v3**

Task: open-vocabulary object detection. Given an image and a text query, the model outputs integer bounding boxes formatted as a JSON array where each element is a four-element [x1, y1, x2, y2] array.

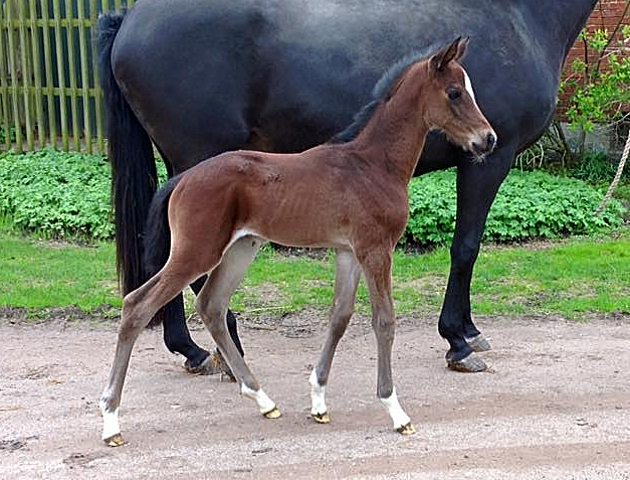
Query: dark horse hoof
[[465, 333, 491, 352], [185, 351, 236, 381], [446, 351, 488, 372]]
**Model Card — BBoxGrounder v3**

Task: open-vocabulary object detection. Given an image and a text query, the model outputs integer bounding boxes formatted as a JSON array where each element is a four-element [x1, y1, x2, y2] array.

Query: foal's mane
[[329, 49, 430, 144]]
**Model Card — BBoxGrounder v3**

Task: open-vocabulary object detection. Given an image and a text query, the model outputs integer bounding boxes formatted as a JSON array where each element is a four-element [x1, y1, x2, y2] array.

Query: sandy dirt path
[[1, 314, 629, 479]]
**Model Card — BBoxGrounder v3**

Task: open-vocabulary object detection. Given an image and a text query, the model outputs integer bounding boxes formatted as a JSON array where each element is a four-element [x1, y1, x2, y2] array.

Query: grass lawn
[[0, 226, 628, 320]]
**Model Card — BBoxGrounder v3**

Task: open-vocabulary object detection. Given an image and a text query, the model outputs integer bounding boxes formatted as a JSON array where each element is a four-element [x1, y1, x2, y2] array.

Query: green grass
[[1, 225, 629, 320], [0, 228, 120, 314]]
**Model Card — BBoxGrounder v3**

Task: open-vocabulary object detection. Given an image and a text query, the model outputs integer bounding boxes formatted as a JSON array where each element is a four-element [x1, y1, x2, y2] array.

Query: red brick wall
[[566, 0, 629, 67], [560, 1, 629, 112]]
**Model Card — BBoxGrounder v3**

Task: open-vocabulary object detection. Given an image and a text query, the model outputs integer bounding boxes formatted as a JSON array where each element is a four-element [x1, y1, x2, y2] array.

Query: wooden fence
[[0, 0, 136, 154]]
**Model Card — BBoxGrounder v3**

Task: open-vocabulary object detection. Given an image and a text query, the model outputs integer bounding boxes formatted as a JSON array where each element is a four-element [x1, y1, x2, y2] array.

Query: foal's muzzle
[[471, 131, 497, 157]]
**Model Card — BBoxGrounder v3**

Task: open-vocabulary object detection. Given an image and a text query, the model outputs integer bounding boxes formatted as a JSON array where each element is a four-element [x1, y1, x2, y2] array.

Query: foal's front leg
[[309, 248, 361, 424], [358, 248, 415, 435]]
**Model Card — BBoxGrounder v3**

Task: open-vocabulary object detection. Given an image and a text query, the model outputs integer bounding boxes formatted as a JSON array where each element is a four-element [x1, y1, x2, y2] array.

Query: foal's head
[[419, 37, 497, 158]]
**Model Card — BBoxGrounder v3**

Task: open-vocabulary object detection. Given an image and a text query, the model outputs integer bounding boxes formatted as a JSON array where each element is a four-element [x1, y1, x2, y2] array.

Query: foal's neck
[[351, 63, 430, 184]]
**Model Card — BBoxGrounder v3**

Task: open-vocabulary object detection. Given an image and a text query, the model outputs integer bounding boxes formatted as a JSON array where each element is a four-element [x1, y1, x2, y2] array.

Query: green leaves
[[404, 169, 626, 245], [0, 150, 625, 245], [0, 149, 114, 240], [564, 27, 630, 133]]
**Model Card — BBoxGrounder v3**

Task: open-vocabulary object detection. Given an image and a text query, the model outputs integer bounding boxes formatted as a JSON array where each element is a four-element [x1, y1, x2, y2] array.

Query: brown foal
[[100, 37, 496, 446]]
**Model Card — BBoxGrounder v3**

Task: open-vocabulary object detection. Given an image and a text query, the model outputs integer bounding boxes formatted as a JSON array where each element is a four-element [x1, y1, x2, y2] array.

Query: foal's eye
[[447, 88, 461, 101]]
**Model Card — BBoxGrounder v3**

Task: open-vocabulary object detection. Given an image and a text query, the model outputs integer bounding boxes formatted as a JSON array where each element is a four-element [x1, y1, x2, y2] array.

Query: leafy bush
[[0, 149, 170, 240], [0, 150, 625, 244], [0, 149, 114, 239], [548, 19, 630, 164], [405, 169, 626, 245], [563, 26, 630, 135], [570, 150, 630, 183]]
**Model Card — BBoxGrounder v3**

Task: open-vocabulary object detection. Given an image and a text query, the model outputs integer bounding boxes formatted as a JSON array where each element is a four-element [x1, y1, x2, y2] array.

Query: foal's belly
[[240, 223, 353, 250]]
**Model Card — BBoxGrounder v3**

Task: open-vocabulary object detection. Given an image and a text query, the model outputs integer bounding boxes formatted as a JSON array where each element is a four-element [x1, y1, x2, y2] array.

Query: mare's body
[[98, 0, 598, 372]]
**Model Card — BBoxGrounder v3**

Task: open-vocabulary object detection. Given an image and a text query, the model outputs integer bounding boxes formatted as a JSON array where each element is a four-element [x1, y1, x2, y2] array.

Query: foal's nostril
[[486, 132, 496, 151]]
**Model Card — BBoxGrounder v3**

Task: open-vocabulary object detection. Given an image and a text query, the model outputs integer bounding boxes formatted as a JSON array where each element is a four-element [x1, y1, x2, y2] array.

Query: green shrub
[[0, 149, 114, 239], [405, 169, 626, 245], [0, 150, 625, 244], [570, 150, 629, 183], [0, 149, 170, 240]]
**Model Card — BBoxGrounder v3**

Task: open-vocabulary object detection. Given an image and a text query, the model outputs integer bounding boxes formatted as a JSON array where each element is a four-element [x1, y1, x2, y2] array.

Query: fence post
[[0, 3, 12, 151], [6, 0, 24, 152], [18, 0, 34, 151], [77, 0, 91, 153], [91, 0, 104, 154], [65, 0, 80, 151], [41, 0, 58, 150], [29, 0, 46, 149]]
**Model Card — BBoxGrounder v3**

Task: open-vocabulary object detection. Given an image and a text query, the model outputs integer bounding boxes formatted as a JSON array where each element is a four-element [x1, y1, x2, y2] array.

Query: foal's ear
[[455, 36, 470, 61], [430, 36, 468, 72]]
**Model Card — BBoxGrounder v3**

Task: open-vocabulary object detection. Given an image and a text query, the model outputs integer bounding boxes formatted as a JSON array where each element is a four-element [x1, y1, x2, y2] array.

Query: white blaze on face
[[462, 67, 498, 154], [463, 68, 478, 106]]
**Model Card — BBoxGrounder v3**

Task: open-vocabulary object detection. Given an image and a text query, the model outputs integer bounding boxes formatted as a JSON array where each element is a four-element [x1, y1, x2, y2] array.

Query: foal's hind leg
[[357, 248, 415, 435], [196, 236, 281, 419], [100, 268, 197, 446], [310, 249, 361, 424]]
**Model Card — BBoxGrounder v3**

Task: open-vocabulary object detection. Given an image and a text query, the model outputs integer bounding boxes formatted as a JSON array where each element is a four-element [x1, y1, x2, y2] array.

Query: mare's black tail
[[97, 11, 157, 295]]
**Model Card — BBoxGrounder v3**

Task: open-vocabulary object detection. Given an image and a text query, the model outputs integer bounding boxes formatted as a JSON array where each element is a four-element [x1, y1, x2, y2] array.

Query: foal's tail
[[97, 11, 158, 295], [143, 176, 183, 326]]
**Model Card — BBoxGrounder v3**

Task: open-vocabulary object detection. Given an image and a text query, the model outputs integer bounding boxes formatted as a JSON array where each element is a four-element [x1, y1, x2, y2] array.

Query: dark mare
[[100, 38, 496, 446], [98, 0, 599, 373]]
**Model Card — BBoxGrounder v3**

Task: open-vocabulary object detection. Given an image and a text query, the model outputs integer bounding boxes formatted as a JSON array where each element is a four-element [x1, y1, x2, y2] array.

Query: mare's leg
[[196, 236, 281, 419], [439, 148, 514, 372], [309, 249, 361, 424], [100, 267, 199, 446], [161, 292, 213, 372], [357, 248, 414, 435]]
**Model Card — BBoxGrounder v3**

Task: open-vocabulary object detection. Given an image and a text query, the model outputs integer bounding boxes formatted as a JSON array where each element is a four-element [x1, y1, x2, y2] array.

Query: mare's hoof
[[396, 422, 416, 435], [184, 354, 220, 375], [263, 407, 282, 419], [103, 433, 125, 447], [311, 412, 330, 424], [185, 352, 236, 381], [446, 351, 487, 372], [466, 333, 491, 352]]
